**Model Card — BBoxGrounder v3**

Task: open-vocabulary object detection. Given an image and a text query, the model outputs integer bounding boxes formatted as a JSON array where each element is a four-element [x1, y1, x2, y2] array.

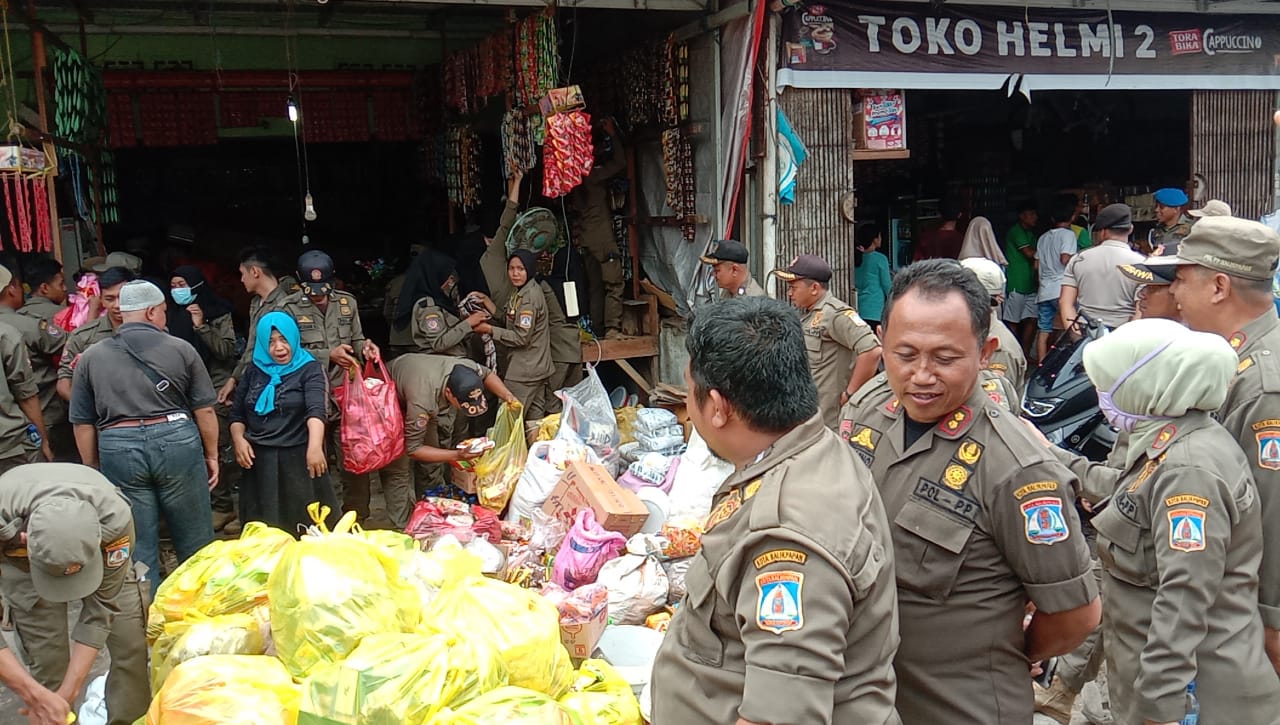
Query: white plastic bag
[[595, 535, 668, 626], [666, 429, 733, 520], [556, 367, 620, 456], [507, 440, 601, 524]]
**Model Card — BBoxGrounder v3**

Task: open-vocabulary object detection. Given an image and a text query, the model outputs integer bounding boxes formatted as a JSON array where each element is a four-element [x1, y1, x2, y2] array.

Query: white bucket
[[592, 624, 665, 696]]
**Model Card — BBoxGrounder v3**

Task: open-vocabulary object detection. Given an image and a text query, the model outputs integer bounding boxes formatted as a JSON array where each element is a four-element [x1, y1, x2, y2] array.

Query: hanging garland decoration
[[0, 1, 55, 251], [514, 10, 559, 108]]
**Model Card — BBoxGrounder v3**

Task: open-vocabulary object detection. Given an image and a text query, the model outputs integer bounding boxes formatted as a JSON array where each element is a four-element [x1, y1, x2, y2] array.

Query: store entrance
[[852, 88, 1192, 268]]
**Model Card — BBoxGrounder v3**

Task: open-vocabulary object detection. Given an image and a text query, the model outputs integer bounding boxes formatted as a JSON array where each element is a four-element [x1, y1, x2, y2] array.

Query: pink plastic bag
[[334, 360, 406, 475], [552, 509, 627, 590], [53, 273, 101, 332]]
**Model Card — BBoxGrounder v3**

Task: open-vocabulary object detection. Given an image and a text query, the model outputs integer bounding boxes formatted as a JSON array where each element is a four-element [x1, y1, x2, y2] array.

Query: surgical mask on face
[[1095, 340, 1175, 432], [171, 283, 200, 306]]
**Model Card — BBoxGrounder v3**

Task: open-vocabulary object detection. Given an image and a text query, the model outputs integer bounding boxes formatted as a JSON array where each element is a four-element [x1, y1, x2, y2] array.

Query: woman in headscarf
[[1073, 318, 1280, 724], [393, 248, 479, 358], [229, 311, 337, 534], [472, 249, 554, 420], [957, 216, 1008, 266]]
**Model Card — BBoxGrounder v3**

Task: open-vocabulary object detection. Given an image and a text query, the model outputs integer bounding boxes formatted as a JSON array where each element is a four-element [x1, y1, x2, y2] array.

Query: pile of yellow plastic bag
[[422, 569, 573, 697], [268, 523, 421, 678], [428, 686, 583, 725], [558, 660, 643, 725], [299, 631, 507, 725], [147, 523, 294, 643], [474, 402, 528, 512], [146, 654, 300, 725], [149, 609, 268, 692], [534, 414, 561, 442]]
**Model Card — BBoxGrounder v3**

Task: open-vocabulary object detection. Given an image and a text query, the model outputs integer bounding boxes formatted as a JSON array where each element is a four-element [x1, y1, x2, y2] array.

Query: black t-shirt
[[230, 360, 327, 448], [903, 415, 934, 450]]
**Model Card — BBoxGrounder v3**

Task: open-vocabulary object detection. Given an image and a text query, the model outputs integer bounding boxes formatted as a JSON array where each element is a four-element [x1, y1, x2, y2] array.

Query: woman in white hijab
[[1079, 318, 1280, 724], [958, 216, 1008, 266]]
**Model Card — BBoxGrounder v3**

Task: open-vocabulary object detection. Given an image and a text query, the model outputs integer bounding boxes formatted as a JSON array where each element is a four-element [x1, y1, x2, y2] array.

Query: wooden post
[[624, 143, 641, 299], [27, 0, 63, 263]]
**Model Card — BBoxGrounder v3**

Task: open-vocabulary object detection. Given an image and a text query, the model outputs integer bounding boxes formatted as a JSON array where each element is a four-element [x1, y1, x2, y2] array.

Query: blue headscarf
[[252, 311, 316, 415]]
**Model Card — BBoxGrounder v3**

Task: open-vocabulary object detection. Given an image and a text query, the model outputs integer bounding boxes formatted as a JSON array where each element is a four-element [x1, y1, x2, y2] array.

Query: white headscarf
[[958, 217, 1007, 266], [1082, 318, 1237, 467]]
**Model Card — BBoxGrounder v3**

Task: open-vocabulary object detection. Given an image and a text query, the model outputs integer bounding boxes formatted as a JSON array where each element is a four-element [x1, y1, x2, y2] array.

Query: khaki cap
[[0, 265, 11, 290], [1188, 199, 1232, 218], [92, 251, 143, 274], [1139, 216, 1280, 282], [959, 257, 1005, 297], [26, 498, 104, 602]]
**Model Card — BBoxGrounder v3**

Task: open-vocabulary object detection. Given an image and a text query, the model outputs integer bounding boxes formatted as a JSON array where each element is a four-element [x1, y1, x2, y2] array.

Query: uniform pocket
[[1094, 512, 1156, 587], [893, 498, 973, 601], [298, 322, 326, 351], [675, 556, 725, 667]]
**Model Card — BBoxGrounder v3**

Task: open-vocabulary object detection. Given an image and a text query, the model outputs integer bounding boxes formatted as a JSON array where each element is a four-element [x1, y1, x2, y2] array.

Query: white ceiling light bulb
[[304, 192, 317, 222], [287, 97, 299, 123]]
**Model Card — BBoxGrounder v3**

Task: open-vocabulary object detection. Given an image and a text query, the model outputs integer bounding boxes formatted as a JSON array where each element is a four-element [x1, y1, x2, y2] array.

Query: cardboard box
[[559, 587, 609, 660], [855, 90, 906, 151], [540, 85, 586, 117], [542, 462, 650, 537]]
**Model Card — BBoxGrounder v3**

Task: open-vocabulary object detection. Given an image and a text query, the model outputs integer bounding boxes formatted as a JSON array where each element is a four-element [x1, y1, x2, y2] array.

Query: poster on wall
[[779, 1, 1280, 90]]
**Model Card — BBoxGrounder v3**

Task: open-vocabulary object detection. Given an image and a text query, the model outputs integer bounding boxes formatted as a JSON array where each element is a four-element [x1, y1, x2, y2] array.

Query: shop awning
[[777, 70, 1280, 93]]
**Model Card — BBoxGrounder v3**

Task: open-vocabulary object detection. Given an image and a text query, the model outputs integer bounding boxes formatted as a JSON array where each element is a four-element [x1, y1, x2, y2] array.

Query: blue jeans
[[99, 418, 215, 595], [1037, 299, 1060, 333]]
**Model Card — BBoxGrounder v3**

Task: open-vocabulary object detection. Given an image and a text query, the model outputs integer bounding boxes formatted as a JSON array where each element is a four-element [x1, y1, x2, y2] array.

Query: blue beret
[[1153, 188, 1189, 207]]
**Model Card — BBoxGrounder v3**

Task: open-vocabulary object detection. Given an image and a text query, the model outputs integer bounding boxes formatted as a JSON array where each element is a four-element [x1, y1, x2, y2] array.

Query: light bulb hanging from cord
[[304, 192, 317, 221], [287, 96, 299, 123]]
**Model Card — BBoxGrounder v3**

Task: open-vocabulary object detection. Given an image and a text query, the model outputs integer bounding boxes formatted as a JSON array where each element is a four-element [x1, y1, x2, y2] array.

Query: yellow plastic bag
[[429, 686, 584, 725], [149, 609, 268, 692], [298, 631, 507, 725], [148, 522, 294, 643], [475, 402, 528, 512], [558, 660, 643, 725], [535, 414, 561, 442], [269, 531, 422, 679], [422, 572, 574, 697], [146, 654, 300, 725], [613, 407, 640, 446]]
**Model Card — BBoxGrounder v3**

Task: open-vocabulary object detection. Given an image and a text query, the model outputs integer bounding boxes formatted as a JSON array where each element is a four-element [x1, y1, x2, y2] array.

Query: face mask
[[171, 286, 197, 305], [1096, 340, 1175, 432]]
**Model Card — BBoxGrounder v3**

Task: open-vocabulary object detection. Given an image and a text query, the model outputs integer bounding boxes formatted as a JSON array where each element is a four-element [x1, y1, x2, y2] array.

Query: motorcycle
[[1021, 312, 1116, 462]]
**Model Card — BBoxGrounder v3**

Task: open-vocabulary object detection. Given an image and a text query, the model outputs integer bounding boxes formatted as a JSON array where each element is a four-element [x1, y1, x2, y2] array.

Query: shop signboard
[[780, 1, 1280, 89]]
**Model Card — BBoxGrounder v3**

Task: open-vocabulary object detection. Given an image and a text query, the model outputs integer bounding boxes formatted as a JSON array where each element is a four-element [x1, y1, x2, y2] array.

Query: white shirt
[[1036, 228, 1077, 302]]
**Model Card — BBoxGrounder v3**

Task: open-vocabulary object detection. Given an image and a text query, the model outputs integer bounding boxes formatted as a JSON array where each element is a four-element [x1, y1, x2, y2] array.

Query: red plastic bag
[[405, 500, 502, 545], [334, 360, 406, 474]]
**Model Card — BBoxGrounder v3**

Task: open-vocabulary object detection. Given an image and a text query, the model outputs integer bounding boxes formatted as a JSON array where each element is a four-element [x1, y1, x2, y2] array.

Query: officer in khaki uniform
[[0, 266, 67, 459], [383, 355, 518, 506], [1150, 187, 1194, 253], [839, 260, 1099, 724], [0, 315, 50, 473], [652, 297, 900, 725], [1137, 215, 1280, 672], [1059, 320, 1280, 724], [17, 258, 67, 326], [960, 257, 1028, 395], [701, 239, 766, 300], [280, 250, 382, 521], [54, 266, 135, 406], [772, 254, 881, 428], [568, 120, 627, 337], [472, 250, 555, 420], [411, 294, 471, 357], [0, 463, 149, 725]]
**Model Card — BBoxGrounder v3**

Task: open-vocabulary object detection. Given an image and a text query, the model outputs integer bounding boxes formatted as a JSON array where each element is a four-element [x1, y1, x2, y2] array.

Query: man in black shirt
[[69, 281, 218, 592]]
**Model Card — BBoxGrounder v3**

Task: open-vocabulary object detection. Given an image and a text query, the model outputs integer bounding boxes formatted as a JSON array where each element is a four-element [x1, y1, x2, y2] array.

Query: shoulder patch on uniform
[[754, 549, 808, 569], [1151, 424, 1176, 450], [1256, 430, 1280, 470], [1013, 481, 1058, 500], [415, 413, 429, 430], [1238, 356, 1255, 374], [518, 310, 533, 329], [845, 424, 879, 452], [755, 571, 804, 634], [1021, 497, 1070, 545], [943, 464, 970, 490], [1250, 419, 1280, 431], [988, 362, 1008, 373], [957, 440, 983, 465], [1168, 509, 1207, 552], [1229, 331, 1247, 350], [1165, 494, 1210, 508], [105, 535, 130, 568], [841, 309, 866, 326], [937, 406, 973, 436], [423, 314, 442, 332]]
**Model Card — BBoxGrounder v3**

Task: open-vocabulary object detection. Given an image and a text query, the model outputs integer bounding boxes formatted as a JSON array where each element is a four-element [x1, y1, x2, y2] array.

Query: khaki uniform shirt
[[1092, 414, 1280, 723], [0, 463, 135, 649], [482, 201, 520, 309], [232, 283, 293, 382], [57, 317, 114, 382], [719, 276, 766, 300], [280, 290, 365, 395], [987, 309, 1027, 395], [1061, 240, 1143, 328], [491, 283, 553, 383], [839, 382, 1096, 724], [573, 151, 627, 261], [541, 282, 581, 365], [410, 296, 470, 358], [651, 415, 901, 725], [388, 354, 489, 451], [0, 306, 65, 424], [0, 323, 37, 459], [383, 274, 413, 349], [802, 292, 880, 428], [18, 296, 64, 325], [194, 313, 237, 389], [1215, 308, 1280, 630], [1151, 214, 1193, 252]]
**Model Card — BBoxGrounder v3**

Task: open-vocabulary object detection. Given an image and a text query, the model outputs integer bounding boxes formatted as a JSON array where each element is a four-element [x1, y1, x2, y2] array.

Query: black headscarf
[[394, 248, 459, 330], [168, 264, 234, 357], [508, 249, 538, 291]]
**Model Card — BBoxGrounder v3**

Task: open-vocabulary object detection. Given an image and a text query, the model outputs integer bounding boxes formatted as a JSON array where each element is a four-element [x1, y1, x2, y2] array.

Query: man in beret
[[1059, 203, 1144, 330], [1150, 187, 1193, 252]]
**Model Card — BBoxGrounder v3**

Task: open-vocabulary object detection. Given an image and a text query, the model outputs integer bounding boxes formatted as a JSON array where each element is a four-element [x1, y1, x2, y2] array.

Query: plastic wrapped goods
[[422, 572, 574, 697], [429, 686, 583, 725], [268, 533, 421, 679], [149, 610, 267, 693], [298, 632, 508, 725], [146, 655, 301, 725], [558, 660, 644, 725], [148, 522, 294, 643]]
